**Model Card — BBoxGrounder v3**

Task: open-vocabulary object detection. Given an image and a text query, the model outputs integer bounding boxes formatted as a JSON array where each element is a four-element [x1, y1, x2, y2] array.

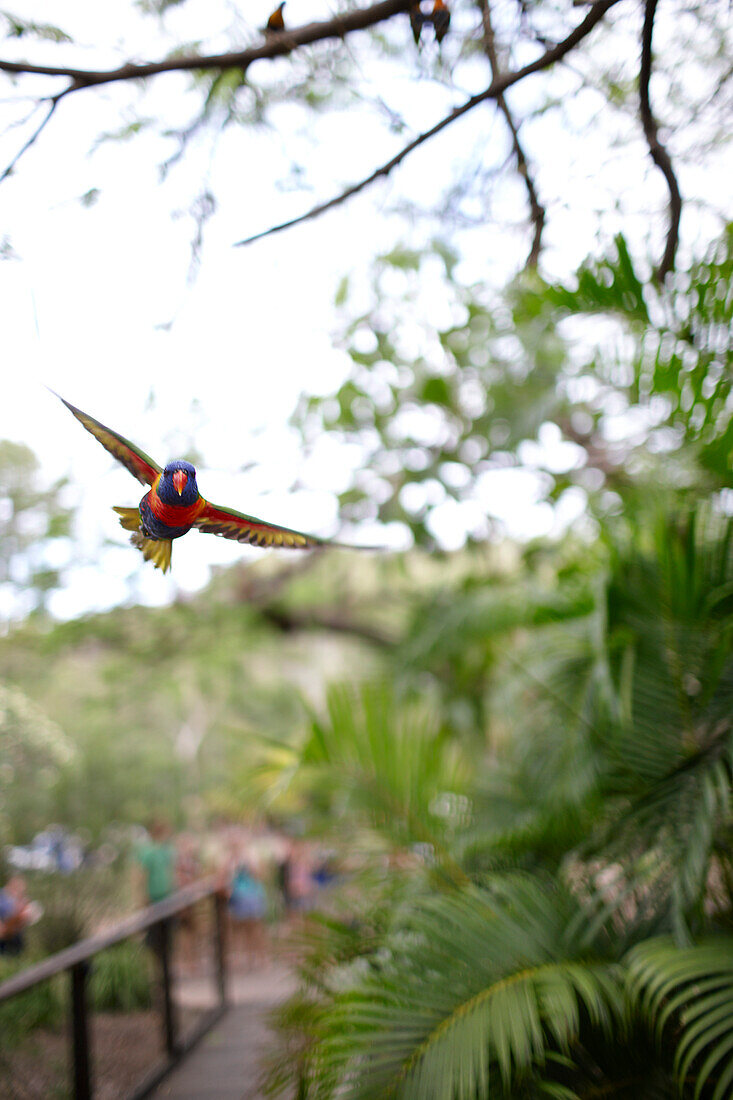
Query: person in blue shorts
[[228, 859, 268, 969]]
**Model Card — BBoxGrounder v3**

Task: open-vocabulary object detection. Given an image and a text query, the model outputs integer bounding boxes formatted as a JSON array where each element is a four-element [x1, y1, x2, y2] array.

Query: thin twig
[[0, 88, 71, 182], [639, 0, 681, 282], [478, 0, 546, 269], [0, 0, 412, 86], [1, 100, 44, 134], [234, 0, 618, 247]]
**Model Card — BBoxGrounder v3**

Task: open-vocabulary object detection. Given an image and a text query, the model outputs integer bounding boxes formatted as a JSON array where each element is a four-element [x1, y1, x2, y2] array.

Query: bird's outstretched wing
[[53, 392, 162, 486], [195, 500, 335, 549]]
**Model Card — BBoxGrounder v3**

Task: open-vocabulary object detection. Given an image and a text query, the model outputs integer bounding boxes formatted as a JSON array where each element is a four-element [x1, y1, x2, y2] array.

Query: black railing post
[[155, 918, 178, 1058], [0, 880, 227, 1100], [70, 960, 92, 1100], [213, 891, 228, 1008]]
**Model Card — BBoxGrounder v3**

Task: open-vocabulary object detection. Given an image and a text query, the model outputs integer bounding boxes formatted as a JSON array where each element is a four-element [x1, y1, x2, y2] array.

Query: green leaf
[[379, 247, 422, 271], [420, 376, 452, 407]]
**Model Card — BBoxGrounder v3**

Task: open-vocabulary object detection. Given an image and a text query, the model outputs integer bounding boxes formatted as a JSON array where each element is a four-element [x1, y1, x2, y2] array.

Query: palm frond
[[312, 877, 624, 1100], [626, 936, 733, 1100], [570, 511, 733, 939], [299, 681, 471, 876], [399, 581, 595, 673]]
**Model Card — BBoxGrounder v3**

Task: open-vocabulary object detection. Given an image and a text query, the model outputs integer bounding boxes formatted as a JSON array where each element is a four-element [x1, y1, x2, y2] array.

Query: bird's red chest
[[146, 486, 203, 528]]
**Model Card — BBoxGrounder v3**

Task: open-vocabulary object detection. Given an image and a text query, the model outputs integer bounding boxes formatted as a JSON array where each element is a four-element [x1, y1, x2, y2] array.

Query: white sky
[[1, 0, 730, 618]]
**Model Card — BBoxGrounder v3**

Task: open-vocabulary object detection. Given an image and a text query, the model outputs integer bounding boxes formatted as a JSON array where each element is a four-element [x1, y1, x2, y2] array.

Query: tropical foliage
[[0, 575, 375, 841], [260, 504, 732, 1099], [254, 234, 733, 1097]]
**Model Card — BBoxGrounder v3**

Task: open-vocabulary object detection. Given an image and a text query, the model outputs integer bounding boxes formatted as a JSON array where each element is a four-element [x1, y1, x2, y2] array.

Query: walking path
[[151, 965, 296, 1100]]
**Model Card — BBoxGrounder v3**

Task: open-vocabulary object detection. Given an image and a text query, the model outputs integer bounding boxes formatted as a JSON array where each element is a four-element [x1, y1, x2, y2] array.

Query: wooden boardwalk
[[151, 966, 295, 1100]]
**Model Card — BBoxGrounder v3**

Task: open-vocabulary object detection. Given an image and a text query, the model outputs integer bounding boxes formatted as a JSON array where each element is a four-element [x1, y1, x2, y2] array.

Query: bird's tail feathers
[[132, 534, 173, 573], [112, 506, 173, 573], [113, 506, 142, 532]]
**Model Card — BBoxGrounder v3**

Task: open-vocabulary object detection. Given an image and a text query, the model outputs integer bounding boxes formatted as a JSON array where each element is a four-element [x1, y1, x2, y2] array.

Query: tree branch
[[261, 604, 395, 647], [639, 0, 681, 282], [478, 0, 545, 269], [231, 556, 395, 646], [234, 555, 322, 604], [0, 88, 72, 182], [234, 0, 619, 247], [0, 0, 412, 87]]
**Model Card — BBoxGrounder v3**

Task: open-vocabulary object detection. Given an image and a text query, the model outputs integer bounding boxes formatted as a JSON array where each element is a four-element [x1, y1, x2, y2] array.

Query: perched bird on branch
[[409, 2, 426, 45], [264, 2, 286, 33], [54, 392, 373, 572], [428, 0, 450, 42]]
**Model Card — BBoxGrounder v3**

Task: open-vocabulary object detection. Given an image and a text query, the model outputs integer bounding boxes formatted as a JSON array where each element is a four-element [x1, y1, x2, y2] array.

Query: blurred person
[[313, 849, 339, 889], [175, 832, 202, 973], [0, 876, 38, 956], [176, 834, 200, 888], [228, 857, 269, 970], [134, 817, 177, 963], [275, 839, 294, 915], [282, 840, 316, 918], [134, 817, 176, 907]]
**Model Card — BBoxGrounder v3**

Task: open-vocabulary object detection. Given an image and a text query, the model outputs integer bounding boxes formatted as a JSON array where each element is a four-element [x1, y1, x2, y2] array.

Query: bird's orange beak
[[172, 469, 187, 496]]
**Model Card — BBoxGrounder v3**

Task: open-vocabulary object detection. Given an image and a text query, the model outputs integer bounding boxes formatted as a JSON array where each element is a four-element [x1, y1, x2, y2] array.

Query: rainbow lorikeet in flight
[[55, 392, 365, 573]]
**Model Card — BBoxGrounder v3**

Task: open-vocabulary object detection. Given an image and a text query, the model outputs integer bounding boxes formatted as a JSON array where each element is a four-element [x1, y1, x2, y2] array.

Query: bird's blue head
[[159, 460, 199, 506]]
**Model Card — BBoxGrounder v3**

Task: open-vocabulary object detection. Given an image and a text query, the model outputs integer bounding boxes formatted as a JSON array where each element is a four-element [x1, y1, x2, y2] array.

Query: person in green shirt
[[134, 818, 176, 906]]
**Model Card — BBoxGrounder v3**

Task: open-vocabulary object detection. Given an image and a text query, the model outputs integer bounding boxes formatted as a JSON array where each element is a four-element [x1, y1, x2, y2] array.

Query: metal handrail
[[0, 877, 230, 1100]]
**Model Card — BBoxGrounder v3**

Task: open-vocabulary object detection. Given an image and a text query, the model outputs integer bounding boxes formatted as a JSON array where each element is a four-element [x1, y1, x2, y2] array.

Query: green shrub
[[0, 959, 64, 1044], [0, 938, 151, 1053], [89, 940, 152, 1012], [29, 866, 132, 956]]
